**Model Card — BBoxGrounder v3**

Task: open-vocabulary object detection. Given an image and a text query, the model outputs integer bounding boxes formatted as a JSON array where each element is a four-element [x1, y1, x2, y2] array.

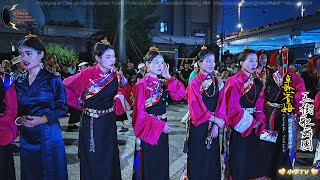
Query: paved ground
[[13, 104, 320, 179]]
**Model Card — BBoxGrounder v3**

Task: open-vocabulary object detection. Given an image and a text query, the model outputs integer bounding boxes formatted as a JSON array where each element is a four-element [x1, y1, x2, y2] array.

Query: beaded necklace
[[199, 73, 216, 97], [242, 75, 256, 103], [244, 82, 256, 103]]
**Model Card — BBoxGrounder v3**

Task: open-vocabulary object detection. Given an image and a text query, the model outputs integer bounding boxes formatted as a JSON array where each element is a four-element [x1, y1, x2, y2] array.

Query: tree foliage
[[46, 44, 79, 67], [93, 0, 160, 65]]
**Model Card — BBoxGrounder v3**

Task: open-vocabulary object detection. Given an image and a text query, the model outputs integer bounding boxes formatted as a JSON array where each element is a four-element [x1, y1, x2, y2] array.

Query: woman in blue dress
[[15, 34, 68, 180]]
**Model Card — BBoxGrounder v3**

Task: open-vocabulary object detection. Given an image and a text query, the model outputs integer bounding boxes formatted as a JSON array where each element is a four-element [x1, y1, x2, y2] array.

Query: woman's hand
[[162, 122, 172, 134], [209, 115, 225, 128], [23, 115, 46, 127], [161, 63, 172, 80], [210, 124, 219, 138], [16, 116, 32, 127]]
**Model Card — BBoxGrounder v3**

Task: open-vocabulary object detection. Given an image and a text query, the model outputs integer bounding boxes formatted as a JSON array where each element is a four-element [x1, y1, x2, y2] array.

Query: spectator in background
[[68, 62, 77, 75], [45, 64, 52, 72], [180, 63, 192, 87], [188, 62, 199, 83], [136, 63, 146, 81], [215, 64, 221, 74], [219, 67, 230, 84], [2, 60, 11, 73], [0, 63, 2, 72], [171, 66, 181, 81], [124, 62, 137, 87], [60, 66, 70, 80], [220, 61, 226, 69], [124, 62, 136, 77], [130, 74, 137, 87], [301, 63, 308, 73], [10, 56, 25, 79], [49, 55, 61, 72], [78, 62, 88, 71], [51, 66, 61, 77], [179, 64, 184, 73], [226, 63, 234, 74], [43, 56, 51, 66]]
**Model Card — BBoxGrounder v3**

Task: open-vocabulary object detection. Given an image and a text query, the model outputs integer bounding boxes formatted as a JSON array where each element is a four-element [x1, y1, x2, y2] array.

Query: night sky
[[220, 0, 320, 35]]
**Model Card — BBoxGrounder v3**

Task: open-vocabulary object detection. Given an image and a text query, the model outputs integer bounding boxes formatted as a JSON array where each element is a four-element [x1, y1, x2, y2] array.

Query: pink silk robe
[[186, 73, 226, 126], [0, 84, 18, 145], [218, 71, 266, 137], [63, 65, 132, 115], [132, 75, 185, 145]]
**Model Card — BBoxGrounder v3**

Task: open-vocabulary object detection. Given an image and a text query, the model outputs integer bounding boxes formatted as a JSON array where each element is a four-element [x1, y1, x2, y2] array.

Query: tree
[[93, 0, 160, 65], [46, 44, 79, 67]]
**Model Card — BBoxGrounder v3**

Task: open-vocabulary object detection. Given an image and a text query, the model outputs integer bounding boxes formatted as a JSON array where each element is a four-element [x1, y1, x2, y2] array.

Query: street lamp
[[237, 23, 242, 31], [296, 1, 305, 17], [219, 5, 266, 62], [238, 0, 244, 32]]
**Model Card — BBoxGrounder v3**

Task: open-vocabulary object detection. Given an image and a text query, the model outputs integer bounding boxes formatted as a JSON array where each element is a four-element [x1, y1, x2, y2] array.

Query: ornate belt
[[242, 107, 256, 114], [83, 107, 114, 118], [151, 113, 167, 119], [267, 102, 282, 108]]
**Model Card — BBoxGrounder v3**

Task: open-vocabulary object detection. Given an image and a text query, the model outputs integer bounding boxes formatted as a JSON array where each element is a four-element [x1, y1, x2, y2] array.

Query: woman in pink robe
[[312, 91, 320, 169], [64, 38, 131, 180], [0, 72, 18, 180], [219, 48, 266, 180], [132, 46, 185, 180], [185, 46, 226, 179]]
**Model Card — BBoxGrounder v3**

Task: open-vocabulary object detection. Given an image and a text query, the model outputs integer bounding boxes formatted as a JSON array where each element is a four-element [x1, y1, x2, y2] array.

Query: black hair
[[93, 41, 114, 58], [238, 49, 256, 62], [196, 49, 214, 62], [19, 37, 46, 58], [143, 51, 161, 63]]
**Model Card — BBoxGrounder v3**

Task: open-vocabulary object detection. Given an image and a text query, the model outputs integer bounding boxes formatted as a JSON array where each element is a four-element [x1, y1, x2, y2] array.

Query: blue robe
[[15, 69, 68, 180]]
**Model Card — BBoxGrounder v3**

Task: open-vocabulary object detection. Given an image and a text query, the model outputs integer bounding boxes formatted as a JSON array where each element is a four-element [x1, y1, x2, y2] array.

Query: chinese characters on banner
[[299, 92, 315, 151], [281, 74, 296, 153], [281, 74, 295, 113]]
